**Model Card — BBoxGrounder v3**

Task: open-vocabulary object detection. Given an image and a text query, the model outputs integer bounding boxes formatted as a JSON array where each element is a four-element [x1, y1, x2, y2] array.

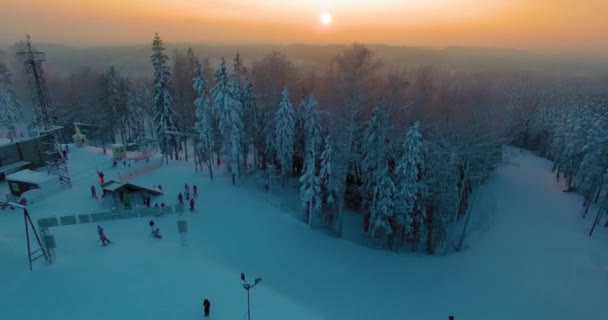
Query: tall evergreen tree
[[361, 106, 393, 237], [274, 87, 295, 180], [212, 58, 243, 185], [151, 33, 179, 163], [319, 133, 346, 232], [395, 122, 424, 241], [194, 61, 215, 180], [299, 133, 321, 226], [241, 79, 257, 168], [0, 64, 21, 140]]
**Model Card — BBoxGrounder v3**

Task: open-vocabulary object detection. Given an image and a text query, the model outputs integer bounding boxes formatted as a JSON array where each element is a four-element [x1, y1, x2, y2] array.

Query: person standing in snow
[[189, 198, 195, 212], [178, 193, 184, 205], [62, 149, 68, 159], [146, 196, 151, 208], [193, 185, 198, 198], [203, 299, 211, 317], [98, 171, 105, 184], [97, 225, 111, 246], [184, 183, 190, 193], [124, 196, 131, 210], [149, 219, 155, 232], [91, 185, 97, 198]]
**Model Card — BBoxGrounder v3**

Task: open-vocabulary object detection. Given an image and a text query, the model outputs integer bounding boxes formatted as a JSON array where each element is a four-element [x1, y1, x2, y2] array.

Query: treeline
[[513, 81, 608, 235], [8, 34, 516, 254]]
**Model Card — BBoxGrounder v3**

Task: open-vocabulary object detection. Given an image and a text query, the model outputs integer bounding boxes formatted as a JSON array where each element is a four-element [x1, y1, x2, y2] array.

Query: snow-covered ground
[[1, 145, 607, 320]]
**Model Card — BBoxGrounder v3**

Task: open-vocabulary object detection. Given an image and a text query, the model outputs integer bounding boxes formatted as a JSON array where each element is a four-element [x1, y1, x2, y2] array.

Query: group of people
[[178, 183, 198, 211]]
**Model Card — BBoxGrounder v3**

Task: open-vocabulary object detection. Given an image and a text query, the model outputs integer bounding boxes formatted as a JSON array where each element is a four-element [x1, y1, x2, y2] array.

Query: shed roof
[[6, 169, 55, 185]]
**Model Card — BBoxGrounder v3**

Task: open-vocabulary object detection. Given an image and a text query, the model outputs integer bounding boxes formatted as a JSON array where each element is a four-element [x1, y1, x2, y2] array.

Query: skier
[[203, 299, 211, 317], [98, 171, 105, 184], [97, 225, 111, 246], [91, 185, 97, 198], [193, 185, 198, 198], [184, 183, 190, 194], [178, 193, 184, 205], [189, 198, 195, 212], [149, 219, 155, 231]]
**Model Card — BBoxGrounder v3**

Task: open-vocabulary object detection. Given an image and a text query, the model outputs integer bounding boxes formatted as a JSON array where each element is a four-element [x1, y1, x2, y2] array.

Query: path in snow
[[0, 146, 607, 320]]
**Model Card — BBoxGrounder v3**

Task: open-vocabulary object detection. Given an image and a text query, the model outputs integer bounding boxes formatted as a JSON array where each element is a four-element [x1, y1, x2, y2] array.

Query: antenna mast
[[17, 35, 71, 187]]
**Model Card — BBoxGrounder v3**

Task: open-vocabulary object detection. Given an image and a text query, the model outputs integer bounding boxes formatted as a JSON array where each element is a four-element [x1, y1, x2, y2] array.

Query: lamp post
[[241, 272, 262, 320]]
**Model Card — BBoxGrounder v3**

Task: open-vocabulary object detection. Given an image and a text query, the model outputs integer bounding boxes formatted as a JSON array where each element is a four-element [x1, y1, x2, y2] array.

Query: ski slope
[[0, 146, 607, 320]]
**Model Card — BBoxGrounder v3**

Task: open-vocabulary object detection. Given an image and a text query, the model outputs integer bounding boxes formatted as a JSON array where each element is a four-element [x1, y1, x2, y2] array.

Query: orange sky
[[1, 0, 607, 52]]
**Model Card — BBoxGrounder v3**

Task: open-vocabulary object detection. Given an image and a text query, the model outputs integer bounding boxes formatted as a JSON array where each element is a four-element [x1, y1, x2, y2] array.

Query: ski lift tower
[[18, 35, 71, 187]]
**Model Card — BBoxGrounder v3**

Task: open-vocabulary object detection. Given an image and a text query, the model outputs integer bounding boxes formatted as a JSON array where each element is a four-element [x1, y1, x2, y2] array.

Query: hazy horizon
[[1, 0, 607, 54]]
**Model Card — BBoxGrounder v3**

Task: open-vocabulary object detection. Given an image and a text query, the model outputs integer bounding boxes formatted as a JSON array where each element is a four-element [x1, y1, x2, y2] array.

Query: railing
[[37, 204, 187, 230]]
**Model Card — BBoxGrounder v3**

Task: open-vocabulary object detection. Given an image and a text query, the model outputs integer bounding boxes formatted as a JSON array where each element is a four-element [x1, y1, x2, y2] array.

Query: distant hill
[[2, 43, 607, 80]]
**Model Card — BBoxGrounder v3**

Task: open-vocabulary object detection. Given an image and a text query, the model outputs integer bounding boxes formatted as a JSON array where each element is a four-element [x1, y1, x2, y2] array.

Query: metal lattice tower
[[17, 35, 71, 187]]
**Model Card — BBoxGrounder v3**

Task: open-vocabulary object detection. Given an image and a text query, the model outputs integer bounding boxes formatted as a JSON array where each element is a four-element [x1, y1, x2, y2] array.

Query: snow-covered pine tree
[[0, 64, 21, 140], [193, 61, 215, 180], [319, 133, 347, 233], [302, 95, 321, 153], [361, 106, 391, 235], [212, 58, 243, 185], [241, 79, 257, 169], [395, 121, 424, 246], [274, 86, 295, 182], [299, 133, 321, 226], [370, 165, 398, 247], [151, 33, 179, 163]]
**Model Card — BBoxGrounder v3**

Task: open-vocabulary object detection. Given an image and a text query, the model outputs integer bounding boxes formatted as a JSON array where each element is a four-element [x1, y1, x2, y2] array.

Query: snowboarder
[[189, 198, 195, 212], [203, 299, 211, 317], [124, 197, 131, 210], [91, 185, 97, 198], [178, 193, 184, 205], [193, 185, 198, 198], [97, 225, 111, 246]]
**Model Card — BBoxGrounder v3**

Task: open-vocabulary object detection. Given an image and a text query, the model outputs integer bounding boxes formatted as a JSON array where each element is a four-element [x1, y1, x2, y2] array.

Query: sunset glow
[[320, 12, 332, 26], [1, 0, 607, 52]]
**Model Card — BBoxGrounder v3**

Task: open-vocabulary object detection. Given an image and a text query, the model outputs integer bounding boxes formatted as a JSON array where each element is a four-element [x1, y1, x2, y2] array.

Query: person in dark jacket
[[178, 193, 184, 205], [203, 299, 211, 317], [97, 225, 111, 246], [189, 198, 195, 212], [91, 185, 97, 198], [149, 219, 155, 232], [193, 185, 198, 198]]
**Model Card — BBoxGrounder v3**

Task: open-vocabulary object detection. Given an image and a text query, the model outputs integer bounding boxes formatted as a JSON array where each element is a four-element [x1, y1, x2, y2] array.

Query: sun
[[320, 12, 332, 25]]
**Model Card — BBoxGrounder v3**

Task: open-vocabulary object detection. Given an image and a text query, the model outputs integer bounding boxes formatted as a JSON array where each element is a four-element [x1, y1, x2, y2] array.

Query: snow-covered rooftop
[[6, 169, 55, 185], [101, 181, 125, 192]]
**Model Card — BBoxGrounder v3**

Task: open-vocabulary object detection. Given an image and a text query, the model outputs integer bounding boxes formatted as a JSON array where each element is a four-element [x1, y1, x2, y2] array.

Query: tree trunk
[[594, 184, 603, 203], [582, 196, 592, 218], [589, 207, 604, 236], [426, 206, 435, 255]]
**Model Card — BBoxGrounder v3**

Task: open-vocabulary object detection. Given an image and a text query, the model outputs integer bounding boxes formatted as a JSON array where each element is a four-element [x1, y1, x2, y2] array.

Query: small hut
[[5, 169, 59, 197]]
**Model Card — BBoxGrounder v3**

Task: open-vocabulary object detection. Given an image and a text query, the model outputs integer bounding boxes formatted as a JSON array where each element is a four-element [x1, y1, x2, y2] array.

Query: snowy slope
[[1, 145, 607, 320]]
